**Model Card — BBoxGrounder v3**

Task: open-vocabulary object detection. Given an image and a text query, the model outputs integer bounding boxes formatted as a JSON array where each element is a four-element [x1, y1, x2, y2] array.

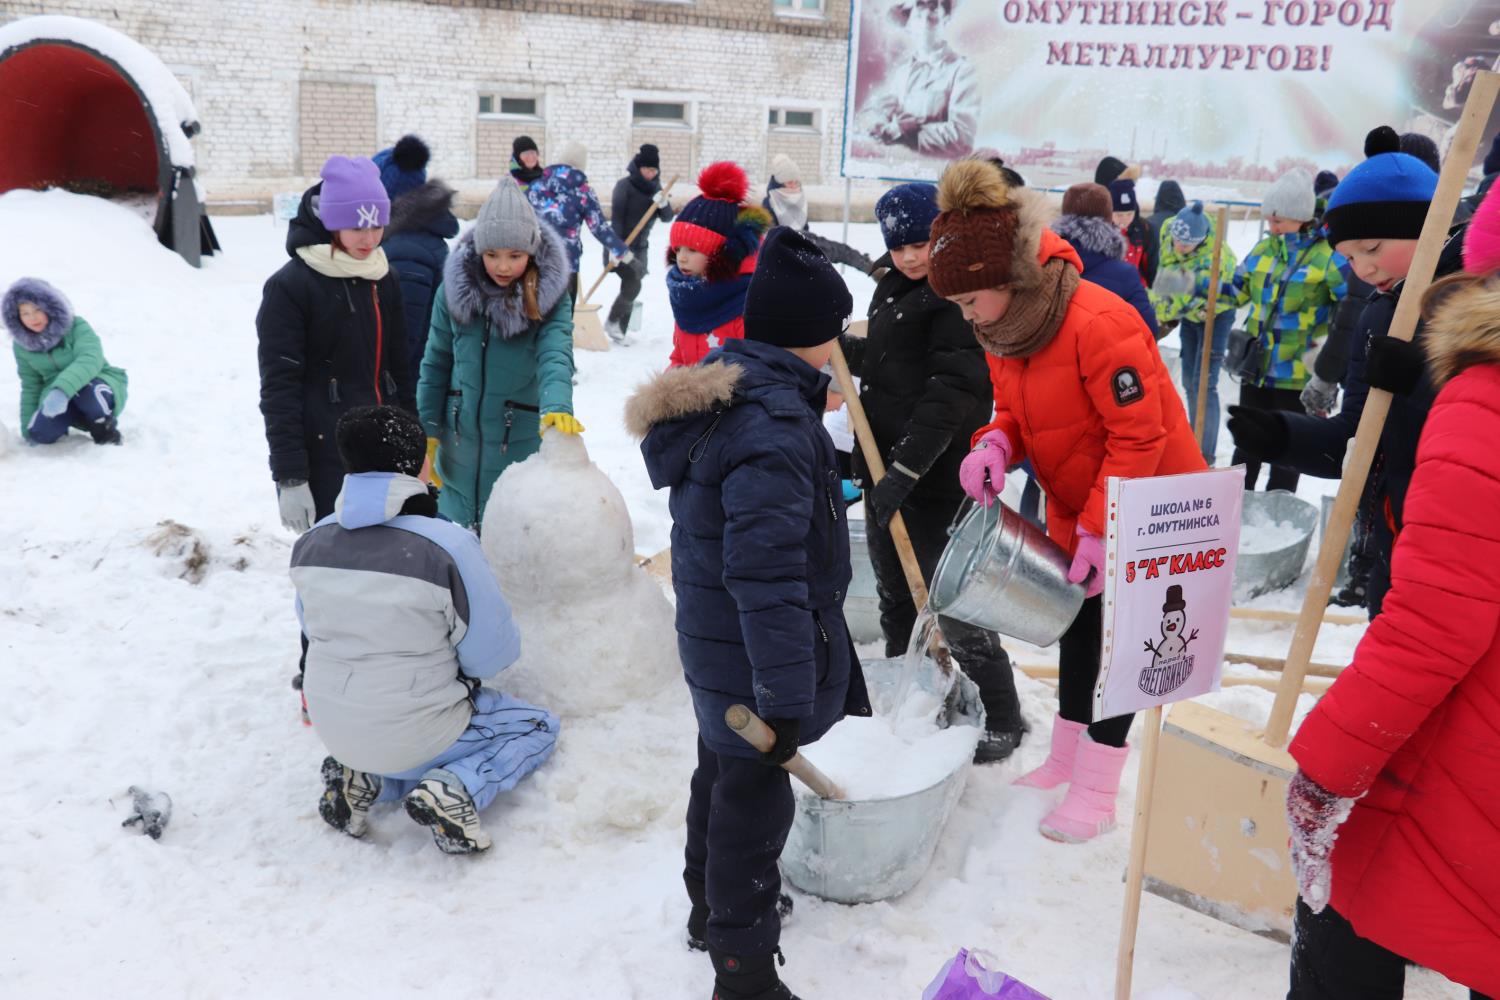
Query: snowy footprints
[[319, 757, 381, 839], [319, 758, 492, 854], [403, 771, 492, 855]]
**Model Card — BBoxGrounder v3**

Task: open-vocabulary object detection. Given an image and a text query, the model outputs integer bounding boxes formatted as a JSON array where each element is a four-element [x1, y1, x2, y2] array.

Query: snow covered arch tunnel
[[0, 15, 216, 267]]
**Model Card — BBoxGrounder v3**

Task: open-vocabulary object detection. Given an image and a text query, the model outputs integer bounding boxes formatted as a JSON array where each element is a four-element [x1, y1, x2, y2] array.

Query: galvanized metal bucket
[[1232, 490, 1319, 600], [929, 502, 1085, 647], [780, 657, 984, 904], [844, 518, 885, 645]]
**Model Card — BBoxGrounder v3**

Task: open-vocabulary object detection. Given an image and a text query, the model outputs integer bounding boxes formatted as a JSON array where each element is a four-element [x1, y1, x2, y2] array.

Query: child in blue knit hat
[[1228, 125, 1444, 624], [847, 182, 1026, 763]]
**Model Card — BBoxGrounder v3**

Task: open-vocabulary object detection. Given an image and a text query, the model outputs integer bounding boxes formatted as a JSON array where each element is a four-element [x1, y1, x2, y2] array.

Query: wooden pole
[[1229, 606, 1365, 627], [829, 341, 954, 673], [725, 704, 845, 800], [1115, 705, 1164, 1000], [1263, 71, 1500, 747], [1194, 206, 1230, 450], [578, 175, 679, 307]]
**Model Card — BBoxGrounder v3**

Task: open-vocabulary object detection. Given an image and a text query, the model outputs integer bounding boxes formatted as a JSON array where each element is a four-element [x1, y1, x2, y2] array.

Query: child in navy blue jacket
[[627, 227, 871, 1000]]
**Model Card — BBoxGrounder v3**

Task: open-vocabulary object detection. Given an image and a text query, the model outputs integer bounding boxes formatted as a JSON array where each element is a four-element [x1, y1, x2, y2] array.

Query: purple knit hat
[[318, 156, 390, 230]]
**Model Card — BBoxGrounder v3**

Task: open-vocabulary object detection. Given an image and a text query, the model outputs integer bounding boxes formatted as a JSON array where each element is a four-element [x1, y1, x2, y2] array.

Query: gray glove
[[652, 190, 671, 210], [277, 479, 316, 533], [615, 250, 636, 267], [1300, 375, 1339, 416], [1152, 267, 1197, 297]]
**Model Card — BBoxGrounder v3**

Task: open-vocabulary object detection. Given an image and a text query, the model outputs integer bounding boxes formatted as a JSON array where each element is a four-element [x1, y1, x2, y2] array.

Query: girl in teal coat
[[418, 180, 580, 528], [4, 277, 127, 445]]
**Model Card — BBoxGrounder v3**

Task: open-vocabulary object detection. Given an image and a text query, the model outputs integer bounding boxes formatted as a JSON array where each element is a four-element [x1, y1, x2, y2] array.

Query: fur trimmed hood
[[1051, 214, 1127, 261], [625, 361, 741, 439], [1425, 277, 1500, 387], [3, 277, 74, 352], [387, 179, 459, 239], [443, 221, 570, 338]]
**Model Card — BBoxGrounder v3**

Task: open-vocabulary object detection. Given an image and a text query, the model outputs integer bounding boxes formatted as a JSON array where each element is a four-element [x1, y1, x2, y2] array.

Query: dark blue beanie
[[1314, 170, 1340, 197], [1324, 126, 1436, 246], [372, 135, 429, 201], [1109, 178, 1139, 215], [876, 183, 941, 250], [744, 227, 854, 349]]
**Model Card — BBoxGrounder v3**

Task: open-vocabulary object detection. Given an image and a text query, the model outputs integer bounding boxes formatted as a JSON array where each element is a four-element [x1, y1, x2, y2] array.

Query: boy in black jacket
[[847, 182, 1025, 761]]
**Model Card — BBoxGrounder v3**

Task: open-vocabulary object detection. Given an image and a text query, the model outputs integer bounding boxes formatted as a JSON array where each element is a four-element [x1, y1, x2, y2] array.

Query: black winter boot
[[687, 885, 794, 952], [89, 417, 122, 445], [709, 948, 801, 1000]]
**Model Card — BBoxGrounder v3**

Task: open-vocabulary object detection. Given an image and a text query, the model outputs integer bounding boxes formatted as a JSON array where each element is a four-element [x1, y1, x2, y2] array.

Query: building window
[[479, 93, 542, 119], [633, 100, 688, 126], [774, 0, 825, 15], [769, 108, 819, 132]]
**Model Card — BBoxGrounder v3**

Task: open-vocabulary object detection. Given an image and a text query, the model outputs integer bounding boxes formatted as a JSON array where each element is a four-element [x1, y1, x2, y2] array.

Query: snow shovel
[[1119, 73, 1500, 994], [829, 341, 955, 677], [725, 704, 844, 800], [572, 175, 679, 352]]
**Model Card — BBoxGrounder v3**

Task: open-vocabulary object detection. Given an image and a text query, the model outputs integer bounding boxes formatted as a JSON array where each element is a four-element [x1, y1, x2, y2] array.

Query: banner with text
[[843, 0, 1500, 191], [1093, 468, 1243, 721]]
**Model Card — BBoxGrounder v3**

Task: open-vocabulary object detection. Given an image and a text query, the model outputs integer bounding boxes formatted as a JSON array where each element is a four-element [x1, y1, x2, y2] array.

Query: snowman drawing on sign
[[1139, 584, 1199, 697]]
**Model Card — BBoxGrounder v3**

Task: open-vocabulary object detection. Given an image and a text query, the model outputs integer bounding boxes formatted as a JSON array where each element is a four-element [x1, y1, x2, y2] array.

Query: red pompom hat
[[668, 162, 771, 281]]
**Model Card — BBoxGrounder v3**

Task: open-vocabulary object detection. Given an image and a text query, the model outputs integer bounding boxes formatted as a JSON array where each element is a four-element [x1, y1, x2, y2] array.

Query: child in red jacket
[[665, 162, 770, 368], [1284, 270, 1500, 1000]]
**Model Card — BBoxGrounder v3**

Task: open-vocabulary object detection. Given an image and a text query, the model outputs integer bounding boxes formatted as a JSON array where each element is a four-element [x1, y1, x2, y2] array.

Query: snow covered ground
[[0, 191, 1468, 998]]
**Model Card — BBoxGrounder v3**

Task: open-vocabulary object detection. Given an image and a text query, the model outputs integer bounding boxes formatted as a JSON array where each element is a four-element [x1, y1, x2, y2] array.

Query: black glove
[[1226, 405, 1290, 461], [1363, 335, 1424, 396], [866, 467, 917, 529], [759, 717, 802, 767]]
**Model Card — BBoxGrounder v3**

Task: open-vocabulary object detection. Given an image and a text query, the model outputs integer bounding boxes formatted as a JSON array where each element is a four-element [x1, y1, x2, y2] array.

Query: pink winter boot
[[1013, 714, 1087, 789], [1038, 736, 1130, 843]]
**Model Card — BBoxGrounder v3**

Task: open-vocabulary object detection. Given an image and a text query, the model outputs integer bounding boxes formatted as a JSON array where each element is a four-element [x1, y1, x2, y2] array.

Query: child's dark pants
[[683, 736, 794, 957]]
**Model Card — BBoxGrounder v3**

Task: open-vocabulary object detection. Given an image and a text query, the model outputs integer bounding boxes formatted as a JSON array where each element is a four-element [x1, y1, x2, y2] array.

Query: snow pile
[[1239, 508, 1307, 555], [0, 15, 201, 168], [802, 715, 979, 801], [480, 432, 678, 716]]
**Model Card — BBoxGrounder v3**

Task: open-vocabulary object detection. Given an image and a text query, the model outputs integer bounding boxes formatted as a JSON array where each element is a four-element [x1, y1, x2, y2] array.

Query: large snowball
[[481, 433, 678, 717]]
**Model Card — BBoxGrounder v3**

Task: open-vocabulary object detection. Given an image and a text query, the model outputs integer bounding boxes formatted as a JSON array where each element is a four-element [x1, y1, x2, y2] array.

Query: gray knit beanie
[[1260, 168, 1316, 223], [473, 180, 540, 255]]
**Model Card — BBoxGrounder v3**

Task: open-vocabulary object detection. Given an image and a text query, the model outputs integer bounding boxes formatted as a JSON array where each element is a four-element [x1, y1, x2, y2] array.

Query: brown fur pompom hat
[[928, 158, 1048, 299]]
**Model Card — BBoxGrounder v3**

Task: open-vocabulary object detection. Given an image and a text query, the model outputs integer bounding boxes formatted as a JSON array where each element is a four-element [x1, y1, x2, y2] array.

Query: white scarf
[[296, 244, 390, 281], [769, 187, 809, 232]]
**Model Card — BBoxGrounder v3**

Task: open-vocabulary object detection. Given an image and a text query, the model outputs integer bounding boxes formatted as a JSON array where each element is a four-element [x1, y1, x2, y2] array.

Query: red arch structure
[[0, 22, 216, 266]]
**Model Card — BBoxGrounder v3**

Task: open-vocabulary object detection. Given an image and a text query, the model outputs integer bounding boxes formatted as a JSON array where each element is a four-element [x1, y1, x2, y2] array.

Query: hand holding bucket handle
[[725, 704, 845, 801], [959, 430, 1013, 506]]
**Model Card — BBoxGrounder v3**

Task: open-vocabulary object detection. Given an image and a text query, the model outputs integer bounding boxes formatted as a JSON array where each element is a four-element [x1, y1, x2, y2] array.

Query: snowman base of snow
[[480, 433, 679, 718]]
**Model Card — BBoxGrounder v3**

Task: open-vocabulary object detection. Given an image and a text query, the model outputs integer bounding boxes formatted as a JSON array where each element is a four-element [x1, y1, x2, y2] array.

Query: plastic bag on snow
[[922, 948, 1049, 1000]]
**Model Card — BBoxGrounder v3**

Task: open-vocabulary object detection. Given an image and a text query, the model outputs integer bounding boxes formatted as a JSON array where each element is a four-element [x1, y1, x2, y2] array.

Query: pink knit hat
[[1463, 181, 1500, 274]]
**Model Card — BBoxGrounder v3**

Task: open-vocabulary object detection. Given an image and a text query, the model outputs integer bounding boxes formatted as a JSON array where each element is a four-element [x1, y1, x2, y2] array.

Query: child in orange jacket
[[665, 162, 771, 368], [930, 159, 1206, 843]]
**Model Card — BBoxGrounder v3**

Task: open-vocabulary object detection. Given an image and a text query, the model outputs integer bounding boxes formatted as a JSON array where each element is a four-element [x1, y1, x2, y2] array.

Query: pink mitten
[[1067, 529, 1105, 598], [958, 430, 1012, 506], [1286, 769, 1355, 913]]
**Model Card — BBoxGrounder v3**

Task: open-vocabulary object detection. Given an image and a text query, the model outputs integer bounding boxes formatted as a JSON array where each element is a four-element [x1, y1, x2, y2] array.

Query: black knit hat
[[512, 135, 539, 158], [637, 143, 660, 170], [744, 227, 853, 349], [336, 405, 426, 476]]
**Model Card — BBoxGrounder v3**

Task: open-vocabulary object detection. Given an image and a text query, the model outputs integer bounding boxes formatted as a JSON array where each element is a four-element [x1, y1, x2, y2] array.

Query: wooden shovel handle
[[1264, 71, 1500, 746], [725, 705, 845, 800], [579, 175, 679, 307], [829, 342, 954, 674]]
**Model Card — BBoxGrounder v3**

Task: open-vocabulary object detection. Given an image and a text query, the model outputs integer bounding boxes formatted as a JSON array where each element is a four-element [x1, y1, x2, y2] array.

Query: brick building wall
[[0, 0, 888, 216]]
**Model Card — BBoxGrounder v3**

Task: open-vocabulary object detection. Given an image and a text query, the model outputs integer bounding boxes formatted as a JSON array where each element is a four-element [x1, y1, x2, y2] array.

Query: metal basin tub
[[844, 518, 884, 645], [780, 657, 984, 904], [1233, 490, 1320, 600], [929, 502, 1085, 647]]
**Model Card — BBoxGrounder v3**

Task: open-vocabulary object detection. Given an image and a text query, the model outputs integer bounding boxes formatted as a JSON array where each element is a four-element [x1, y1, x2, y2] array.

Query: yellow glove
[[540, 412, 585, 437], [423, 437, 443, 489]]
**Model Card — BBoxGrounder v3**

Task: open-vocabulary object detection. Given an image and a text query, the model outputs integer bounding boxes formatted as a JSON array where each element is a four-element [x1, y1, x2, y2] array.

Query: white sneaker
[[604, 318, 628, 344], [319, 756, 381, 838], [404, 769, 491, 854]]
